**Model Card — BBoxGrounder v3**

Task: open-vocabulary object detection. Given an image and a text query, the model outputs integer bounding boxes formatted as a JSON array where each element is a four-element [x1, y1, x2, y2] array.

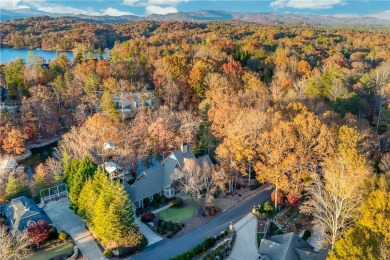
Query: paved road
[[44, 197, 105, 260], [133, 186, 272, 260]]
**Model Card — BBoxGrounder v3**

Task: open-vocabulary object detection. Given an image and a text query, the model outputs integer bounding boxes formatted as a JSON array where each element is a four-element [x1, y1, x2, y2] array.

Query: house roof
[[101, 162, 121, 174], [1, 196, 52, 231], [259, 232, 318, 260], [126, 165, 165, 202], [170, 146, 196, 168], [125, 144, 212, 203]]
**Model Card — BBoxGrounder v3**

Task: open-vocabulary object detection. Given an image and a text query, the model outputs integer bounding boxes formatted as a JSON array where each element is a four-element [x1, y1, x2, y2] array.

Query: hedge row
[[171, 229, 230, 260]]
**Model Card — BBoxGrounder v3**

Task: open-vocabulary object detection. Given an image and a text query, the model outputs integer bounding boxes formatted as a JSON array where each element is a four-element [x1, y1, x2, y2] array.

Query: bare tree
[[380, 153, 390, 173], [45, 157, 64, 181], [301, 157, 369, 249], [175, 158, 226, 208], [0, 226, 31, 260]]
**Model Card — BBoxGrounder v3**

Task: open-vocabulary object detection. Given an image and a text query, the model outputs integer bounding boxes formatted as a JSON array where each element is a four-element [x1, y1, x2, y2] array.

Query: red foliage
[[27, 220, 51, 246], [141, 212, 155, 223], [222, 61, 244, 77], [286, 193, 301, 206]]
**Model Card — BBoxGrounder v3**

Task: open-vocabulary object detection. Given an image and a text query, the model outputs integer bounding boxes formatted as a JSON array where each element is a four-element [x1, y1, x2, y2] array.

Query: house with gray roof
[[259, 232, 319, 260], [124, 143, 212, 207], [1, 196, 53, 231]]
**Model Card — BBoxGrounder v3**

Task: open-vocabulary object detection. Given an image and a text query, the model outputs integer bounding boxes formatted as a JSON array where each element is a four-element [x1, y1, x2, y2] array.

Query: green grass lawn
[[159, 200, 196, 222], [29, 242, 74, 260]]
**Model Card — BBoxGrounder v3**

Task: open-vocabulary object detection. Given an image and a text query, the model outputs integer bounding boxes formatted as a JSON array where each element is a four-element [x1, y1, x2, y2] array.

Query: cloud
[[270, 0, 345, 10], [147, 0, 188, 6], [102, 7, 133, 16], [122, 0, 142, 6], [145, 5, 178, 15], [0, 0, 29, 10], [38, 5, 100, 15], [38, 5, 134, 16], [123, 0, 188, 7]]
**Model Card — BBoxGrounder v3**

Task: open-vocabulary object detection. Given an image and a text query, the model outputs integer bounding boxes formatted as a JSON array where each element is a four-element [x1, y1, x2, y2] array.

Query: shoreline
[[0, 135, 61, 163], [26, 135, 61, 150]]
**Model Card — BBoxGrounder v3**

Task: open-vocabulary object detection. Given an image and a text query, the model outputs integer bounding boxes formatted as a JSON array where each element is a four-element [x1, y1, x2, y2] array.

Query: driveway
[[44, 197, 105, 260], [227, 213, 259, 260], [133, 186, 272, 260], [135, 218, 163, 246]]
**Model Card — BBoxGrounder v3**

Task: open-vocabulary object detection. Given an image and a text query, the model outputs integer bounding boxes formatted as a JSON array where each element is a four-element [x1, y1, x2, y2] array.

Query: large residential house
[[1, 196, 53, 231], [259, 232, 319, 260], [124, 143, 212, 208]]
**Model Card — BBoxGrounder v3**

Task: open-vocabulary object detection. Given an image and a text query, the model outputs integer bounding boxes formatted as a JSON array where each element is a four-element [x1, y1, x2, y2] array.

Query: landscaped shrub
[[169, 197, 184, 207], [141, 212, 155, 223], [160, 196, 167, 204], [48, 227, 58, 240], [302, 230, 311, 241], [103, 249, 113, 258], [143, 198, 151, 207], [172, 234, 224, 260], [203, 206, 219, 217], [263, 201, 274, 212], [58, 230, 68, 241], [117, 236, 148, 257], [257, 201, 275, 218]]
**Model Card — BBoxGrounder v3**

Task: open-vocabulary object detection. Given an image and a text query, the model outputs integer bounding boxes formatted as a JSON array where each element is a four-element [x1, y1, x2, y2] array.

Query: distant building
[[124, 143, 212, 208], [97, 91, 154, 118], [259, 232, 319, 260], [1, 196, 53, 231]]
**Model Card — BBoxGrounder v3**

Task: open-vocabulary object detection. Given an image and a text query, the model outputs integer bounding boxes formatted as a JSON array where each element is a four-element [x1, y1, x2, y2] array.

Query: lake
[[0, 48, 109, 63], [0, 48, 74, 63]]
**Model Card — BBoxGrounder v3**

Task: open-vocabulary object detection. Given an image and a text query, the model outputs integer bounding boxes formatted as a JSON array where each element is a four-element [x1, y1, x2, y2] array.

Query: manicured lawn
[[159, 200, 196, 222], [29, 242, 74, 260]]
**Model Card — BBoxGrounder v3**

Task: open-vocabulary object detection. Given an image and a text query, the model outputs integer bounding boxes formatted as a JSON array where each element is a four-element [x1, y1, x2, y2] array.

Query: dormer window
[[27, 220, 36, 226]]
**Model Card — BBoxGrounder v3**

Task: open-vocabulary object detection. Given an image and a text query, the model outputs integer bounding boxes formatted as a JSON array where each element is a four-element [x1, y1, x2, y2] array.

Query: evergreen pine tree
[[101, 90, 119, 121]]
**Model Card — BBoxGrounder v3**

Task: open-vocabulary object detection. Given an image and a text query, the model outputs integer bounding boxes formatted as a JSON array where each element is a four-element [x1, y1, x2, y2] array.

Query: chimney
[[181, 142, 188, 153]]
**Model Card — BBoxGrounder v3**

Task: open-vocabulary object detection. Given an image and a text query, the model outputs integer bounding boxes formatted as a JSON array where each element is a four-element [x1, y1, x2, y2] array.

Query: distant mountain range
[[1, 8, 389, 25]]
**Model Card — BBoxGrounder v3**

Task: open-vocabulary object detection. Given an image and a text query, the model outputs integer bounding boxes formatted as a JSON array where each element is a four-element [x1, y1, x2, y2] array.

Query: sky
[[0, 0, 389, 16]]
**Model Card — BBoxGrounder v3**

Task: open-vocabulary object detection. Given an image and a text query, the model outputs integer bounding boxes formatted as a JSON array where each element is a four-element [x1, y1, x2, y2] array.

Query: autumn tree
[[254, 103, 333, 209], [26, 220, 51, 247], [2, 129, 26, 155], [188, 60, 212, 98], [328, 173, 390, 260], [301, 126, 371, 249]]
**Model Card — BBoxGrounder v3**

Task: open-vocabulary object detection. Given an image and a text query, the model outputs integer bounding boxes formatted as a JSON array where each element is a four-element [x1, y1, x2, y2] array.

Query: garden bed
[[276, 206, 299, 226]]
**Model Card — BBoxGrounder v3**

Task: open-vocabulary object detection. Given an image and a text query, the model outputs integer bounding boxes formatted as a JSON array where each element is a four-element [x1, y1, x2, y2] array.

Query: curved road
[[133, 186, 272, 260]]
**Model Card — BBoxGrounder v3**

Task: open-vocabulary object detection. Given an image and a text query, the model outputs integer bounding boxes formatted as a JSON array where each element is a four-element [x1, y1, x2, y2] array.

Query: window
[[27, 220, 36, 226]]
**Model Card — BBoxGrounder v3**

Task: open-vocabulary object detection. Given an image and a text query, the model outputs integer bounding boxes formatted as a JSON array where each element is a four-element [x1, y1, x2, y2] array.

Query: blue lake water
[[0, 48, 74, 63]]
